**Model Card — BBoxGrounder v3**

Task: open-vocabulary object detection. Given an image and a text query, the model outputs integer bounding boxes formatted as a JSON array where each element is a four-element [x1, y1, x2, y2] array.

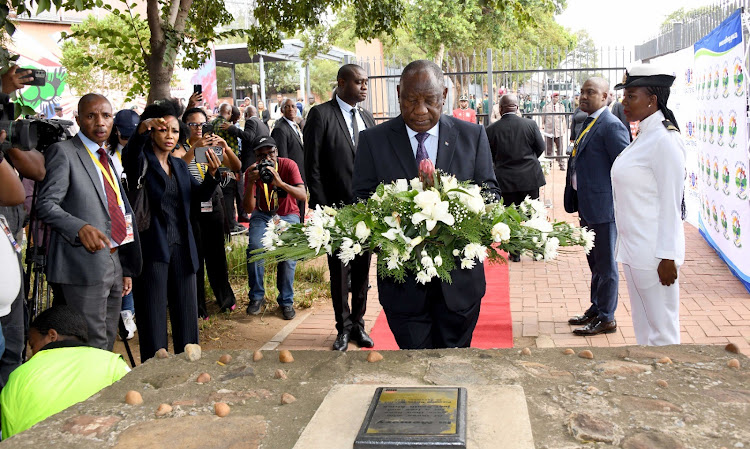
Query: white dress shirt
[[405, 122, 439, 163], [336, 95, 366, 145], [611, 110, 686, 270]]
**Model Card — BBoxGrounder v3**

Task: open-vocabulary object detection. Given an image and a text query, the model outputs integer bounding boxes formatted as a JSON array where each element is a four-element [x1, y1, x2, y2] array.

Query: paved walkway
[[275, 166, 750, 351]]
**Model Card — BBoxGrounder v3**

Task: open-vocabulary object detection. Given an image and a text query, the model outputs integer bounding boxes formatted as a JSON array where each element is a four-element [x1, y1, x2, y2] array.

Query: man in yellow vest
[[0, 306, 129, 439]]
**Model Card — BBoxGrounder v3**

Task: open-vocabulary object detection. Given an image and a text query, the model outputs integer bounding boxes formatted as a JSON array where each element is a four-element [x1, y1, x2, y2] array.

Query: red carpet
[[367, 257, 513, 350]]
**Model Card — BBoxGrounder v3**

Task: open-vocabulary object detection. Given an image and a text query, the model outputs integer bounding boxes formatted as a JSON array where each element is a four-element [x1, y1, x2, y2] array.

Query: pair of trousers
[[623, 264, 680, 346], [246, 211, 299, 306], [327, 252, 371, 334], [580, 219, 618, 322], [546, 136, 564, 166], [51, 252, 122, 351], [134, 243, 198, 362], [194, 211, 236, 316], [221, 177, 241, 228]]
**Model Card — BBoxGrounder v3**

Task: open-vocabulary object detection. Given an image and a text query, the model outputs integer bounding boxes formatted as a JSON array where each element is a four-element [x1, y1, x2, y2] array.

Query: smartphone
[[195, 146, 224, 164], [193, 84, 202, 95], [21, 69, 47, 86], [201, 122, 213, 136]]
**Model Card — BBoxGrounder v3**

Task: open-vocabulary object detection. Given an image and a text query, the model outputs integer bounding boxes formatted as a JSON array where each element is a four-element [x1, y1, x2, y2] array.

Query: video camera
[[0, 99, 72, 153]]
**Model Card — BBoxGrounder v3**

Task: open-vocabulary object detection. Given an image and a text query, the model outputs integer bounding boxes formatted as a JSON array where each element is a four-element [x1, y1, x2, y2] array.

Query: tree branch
[[167, 0, 180, 26], [172, 0, 193, 32], [146, 0, 163, 60], [125, 2, 148, 61]]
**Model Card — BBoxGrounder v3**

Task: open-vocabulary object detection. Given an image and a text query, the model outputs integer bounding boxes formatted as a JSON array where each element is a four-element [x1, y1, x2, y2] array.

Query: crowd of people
[[0, 59, 687, 439]]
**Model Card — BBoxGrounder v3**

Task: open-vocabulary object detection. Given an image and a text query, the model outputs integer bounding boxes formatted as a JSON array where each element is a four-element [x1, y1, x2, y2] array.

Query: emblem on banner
[[702, 113, 708, 142], [722, 160, 731, 195], [704, 153, 712, 187], [717, 111, 724, 146], [713, 157, 720, 190], [721, 206, 729, 239], [733, 57, 744, 96], [728, 110, 738, 148], [686, 120, 695, 141], [685, 68, 693, 87], [709, 113, 715, 144], [731, 211, 742, 247], [704, 196, 710, 221], [713, 64, 720, 99], [712, 202, 719, 232], [722, 61, 730, 98], [736, 162, 748, 200], [705, 70, 711, 101]]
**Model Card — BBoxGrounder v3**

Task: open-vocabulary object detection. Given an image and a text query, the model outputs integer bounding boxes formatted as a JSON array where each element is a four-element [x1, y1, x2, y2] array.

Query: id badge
[[0, 216, 21, 253], [201, 201, 213, 213], [122, 213, 135, 245]]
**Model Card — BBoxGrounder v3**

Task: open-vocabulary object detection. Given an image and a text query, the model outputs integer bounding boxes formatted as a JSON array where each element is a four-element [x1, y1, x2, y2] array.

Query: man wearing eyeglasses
[[242, 136, 306, 320]]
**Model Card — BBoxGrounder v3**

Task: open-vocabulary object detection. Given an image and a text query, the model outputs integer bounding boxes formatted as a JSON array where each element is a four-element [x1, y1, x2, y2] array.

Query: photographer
[[243, 135, 305, 320], [0, 65, 47, 388]]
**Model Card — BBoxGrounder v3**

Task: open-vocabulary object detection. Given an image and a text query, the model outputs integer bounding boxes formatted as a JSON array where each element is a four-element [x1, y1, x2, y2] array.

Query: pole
[[486, 49, 493, 126], [259, 55, 267, 108]]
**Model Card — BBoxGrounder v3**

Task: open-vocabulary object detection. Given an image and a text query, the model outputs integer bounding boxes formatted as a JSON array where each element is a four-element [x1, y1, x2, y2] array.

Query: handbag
[[132, 157, 151, 232]]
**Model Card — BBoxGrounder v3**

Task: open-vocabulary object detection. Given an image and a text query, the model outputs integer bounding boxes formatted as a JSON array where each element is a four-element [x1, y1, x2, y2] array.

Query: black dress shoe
[[568, 312, 596, 326], [350, 327, 374, 348], [332, 333, 350, 351], [573, 319, 617, 336]]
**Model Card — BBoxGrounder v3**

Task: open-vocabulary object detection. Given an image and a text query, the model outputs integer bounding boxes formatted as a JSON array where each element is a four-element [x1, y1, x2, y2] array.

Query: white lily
[[412, 190, 454, 231], [355, 221, 371, 242]]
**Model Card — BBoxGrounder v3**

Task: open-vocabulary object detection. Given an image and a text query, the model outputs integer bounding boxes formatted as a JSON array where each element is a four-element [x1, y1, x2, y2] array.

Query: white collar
[[77, 132, 104, 153], [405, 121, 439, 140], [283, 116, 297, 127], [587, 105, 608, 119], [336, 95, 356, 114], [637, 109, 665, 133]]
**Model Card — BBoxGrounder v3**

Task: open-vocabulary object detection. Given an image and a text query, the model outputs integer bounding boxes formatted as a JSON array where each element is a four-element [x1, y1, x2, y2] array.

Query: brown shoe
[[568, 312, 596, 326], [573, 319, 617, 336]]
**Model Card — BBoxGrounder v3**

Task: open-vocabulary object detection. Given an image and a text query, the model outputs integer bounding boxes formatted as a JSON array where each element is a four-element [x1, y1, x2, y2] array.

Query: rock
[[62, 415, 121, 438], [220, 365, 255, 381], [279, 350, 294, 363], [585, 386, 600, 395], [214, 402, 230, 417], [725, 343, 740, 354], [596, 361, 651, 376], [281, 393, 296, 404], [657, 357, 673, 364], [622, 431, 687, 449], [535, 335, 555, 348], [155, 348, 169, 359], [518, 361, 574, 380], [567, 412, 621, 445], [253, 350, 263, 361], [155, 403, 173, 417], [274, 369, 287, 379], [619, 396, 682, 412], [657, 379, 669, 388], [367, 351, 384, 362], [125, 390, 143, 405], [219, 354, 232, 364], [184, 344, 201, 361], [520, 347, 532, 356], [114, 415, 267, 449], [578, 350, 594, 359], [727, 358, 740, 369], [563, 348, 575, 355], [196, 372, 211, 384]]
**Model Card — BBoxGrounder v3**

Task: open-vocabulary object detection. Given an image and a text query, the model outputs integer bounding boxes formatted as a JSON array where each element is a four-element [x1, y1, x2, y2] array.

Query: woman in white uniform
[[612, 65, 686, 346]]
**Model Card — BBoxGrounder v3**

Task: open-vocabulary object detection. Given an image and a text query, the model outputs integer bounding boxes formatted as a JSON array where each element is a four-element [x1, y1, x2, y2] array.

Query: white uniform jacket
[[611, 110, 686, 270]]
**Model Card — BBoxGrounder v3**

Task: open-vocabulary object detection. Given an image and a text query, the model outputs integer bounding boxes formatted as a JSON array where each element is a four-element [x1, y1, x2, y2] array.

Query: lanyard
[[196, 162, 206, 180], [88, 151, 123, 206], [572, 117, 598, 157], [262, 161, 279, 211]]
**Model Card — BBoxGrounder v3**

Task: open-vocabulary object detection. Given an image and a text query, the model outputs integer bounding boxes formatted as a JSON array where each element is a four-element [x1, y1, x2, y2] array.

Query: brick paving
[[277, 165, 750, 351]]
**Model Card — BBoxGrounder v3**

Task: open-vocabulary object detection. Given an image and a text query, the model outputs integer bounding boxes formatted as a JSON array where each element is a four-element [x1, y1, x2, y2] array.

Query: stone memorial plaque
[[353, 386, 467, 448]]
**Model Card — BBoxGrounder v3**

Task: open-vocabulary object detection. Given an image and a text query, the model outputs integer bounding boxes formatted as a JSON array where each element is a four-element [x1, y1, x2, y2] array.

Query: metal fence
[[635, 0, 749, 61]]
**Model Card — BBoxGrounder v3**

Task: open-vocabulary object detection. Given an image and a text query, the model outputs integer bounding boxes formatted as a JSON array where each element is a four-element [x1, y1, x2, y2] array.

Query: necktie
[[293, 122, 303, 144], [96, 148, 127, 244], [351, 108, 360, 147], [415, 132, 429, 164]]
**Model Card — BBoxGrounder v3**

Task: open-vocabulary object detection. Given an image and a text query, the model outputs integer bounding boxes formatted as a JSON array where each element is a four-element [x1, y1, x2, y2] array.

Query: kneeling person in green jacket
[[1, 305, 130, 439]]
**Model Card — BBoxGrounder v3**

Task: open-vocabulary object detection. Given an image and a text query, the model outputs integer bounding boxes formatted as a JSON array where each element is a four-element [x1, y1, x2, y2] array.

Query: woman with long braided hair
[[611, 65, 686, 346]]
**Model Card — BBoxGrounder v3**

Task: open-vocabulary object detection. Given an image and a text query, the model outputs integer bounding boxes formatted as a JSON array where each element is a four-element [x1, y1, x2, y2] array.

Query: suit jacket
[[352, 114, 501, 313], [121, 131, 219, 273], [303, 99, 376, 207], [486, 113, 546, 193], [271, 118, 306, 184], [229, 117, 270, 172], [36, 136, 142, 285], [563, 107, 630, 224], [259, 109, 270, 125]]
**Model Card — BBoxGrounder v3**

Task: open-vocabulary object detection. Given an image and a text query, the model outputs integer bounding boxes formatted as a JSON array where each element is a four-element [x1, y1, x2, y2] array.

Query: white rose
[[355, 221, 371, 242], [491, 222, 511, 242], [410, 177, 424, 192]]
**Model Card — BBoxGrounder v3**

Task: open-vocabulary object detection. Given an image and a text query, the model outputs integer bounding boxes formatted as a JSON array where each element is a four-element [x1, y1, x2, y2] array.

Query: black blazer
[[226, 117, 270, 172], [353, 114, 501, 313], [486, 113, 546, 193], [122, 131, 219, 273], [271, 118, 305, 184], [303, 99, 376, 207]]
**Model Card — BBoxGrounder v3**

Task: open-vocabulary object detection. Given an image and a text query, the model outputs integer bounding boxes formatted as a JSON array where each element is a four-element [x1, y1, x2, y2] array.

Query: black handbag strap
[[136, 156, 148, 190]]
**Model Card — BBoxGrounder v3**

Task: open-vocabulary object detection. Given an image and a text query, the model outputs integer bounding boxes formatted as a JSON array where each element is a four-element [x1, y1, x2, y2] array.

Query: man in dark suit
[[564, 77, 630, 336], [36, 93, 141, 351], [486, 93, 546, 262], [232, 105, 270, 172], [272, 98, 306, 220], [304, 64, 377, 351], [353, 60, 501, 349]]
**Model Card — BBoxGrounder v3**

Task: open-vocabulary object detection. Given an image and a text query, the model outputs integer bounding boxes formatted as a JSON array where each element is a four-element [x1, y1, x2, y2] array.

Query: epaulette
[[662, 119, 679, 132]]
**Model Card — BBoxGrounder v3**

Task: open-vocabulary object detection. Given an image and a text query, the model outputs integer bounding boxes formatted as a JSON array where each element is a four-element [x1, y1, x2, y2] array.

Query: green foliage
[[264, 61, 299, 94], [309, 59, 338, 100], [60, 13, 150, 99], [216, 64, 260, 97]]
